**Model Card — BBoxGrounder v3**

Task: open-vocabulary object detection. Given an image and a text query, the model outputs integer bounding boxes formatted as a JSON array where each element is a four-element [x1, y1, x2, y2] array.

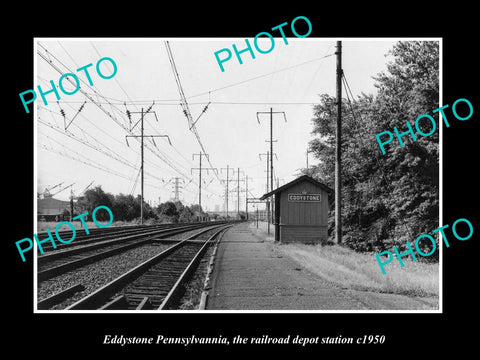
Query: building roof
[[260, 175, 333, 200], [37, 197, 70, 216]]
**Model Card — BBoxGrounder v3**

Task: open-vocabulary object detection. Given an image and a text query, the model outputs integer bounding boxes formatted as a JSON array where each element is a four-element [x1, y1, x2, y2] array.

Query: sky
[[35, 37, 399, 213]]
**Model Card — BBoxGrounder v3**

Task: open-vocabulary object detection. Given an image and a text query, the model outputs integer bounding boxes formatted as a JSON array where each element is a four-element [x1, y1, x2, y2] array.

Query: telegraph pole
[[70, 188, 74, 222], [141, 108, 144, 223], [335, 40, 343, 244], [238, 168, 240, 215], [234, 168, 245, 217], [270, 109, 273, 199], [220, 165, 234, 219], [256, 108, 286, 229], [245, 175, 253, 220], [259, 151, 277, 225], [259, 152, 271, 234], [276, 178, 284, 189], [259, 152, 269, 202], [125, 106, 171, 225], [192, 152, 215, 211]]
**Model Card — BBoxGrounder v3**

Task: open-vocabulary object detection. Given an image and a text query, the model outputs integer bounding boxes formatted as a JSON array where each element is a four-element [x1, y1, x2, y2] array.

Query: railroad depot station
[[261, 175, 333, 244], [33, 39, 440, 312]]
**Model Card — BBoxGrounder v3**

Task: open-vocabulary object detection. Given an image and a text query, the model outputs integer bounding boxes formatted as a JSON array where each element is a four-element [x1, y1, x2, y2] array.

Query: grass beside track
[[250, 222, 439, 298]]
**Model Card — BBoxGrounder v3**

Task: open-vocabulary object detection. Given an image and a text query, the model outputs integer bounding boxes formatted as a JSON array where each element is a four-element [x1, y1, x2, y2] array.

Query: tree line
[[73, 186, 210, 223], [304, 41, 439, 257]]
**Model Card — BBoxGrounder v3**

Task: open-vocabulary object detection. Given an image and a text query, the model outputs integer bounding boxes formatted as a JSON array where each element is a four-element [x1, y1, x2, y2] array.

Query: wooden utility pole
[[259, 152, 270, 234], [236, 168, 245, 216], [335, 41, 342, 244], [220, 165, 234, 219], [125, 107, 171, 225], [269, 109, 274, 206], [237, 168, 240, 215], [192, 152, 215, 211], [256, 109, 286, 229], [141, 108, 144, 224], [245, 175, 253, 220]]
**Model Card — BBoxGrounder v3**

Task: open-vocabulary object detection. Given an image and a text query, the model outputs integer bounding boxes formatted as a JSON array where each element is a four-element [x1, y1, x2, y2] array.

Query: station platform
[[206, 221, 438, 311], [206, 221, 364, 310]]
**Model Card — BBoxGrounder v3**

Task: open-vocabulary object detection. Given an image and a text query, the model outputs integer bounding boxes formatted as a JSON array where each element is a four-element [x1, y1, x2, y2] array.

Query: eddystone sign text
[[287, 194, 321, 202]]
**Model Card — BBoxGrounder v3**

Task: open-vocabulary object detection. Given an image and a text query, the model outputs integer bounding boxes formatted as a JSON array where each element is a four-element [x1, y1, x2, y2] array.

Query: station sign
[[287, 193, 321, 202]]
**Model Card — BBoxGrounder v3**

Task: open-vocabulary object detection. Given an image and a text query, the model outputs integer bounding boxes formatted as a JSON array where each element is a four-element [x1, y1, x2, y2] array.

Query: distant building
[[193, 210, 210, 222], [38, 197, 70, 221]]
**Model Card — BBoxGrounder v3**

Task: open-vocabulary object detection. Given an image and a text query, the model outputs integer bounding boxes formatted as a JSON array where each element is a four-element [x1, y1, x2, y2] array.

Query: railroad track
[[37, 222, 224, 282], [37, 222, 194, 253], [61, 224, 232, 310]]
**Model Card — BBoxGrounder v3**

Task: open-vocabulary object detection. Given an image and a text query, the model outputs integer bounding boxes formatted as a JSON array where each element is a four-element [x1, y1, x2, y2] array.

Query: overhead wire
[[128, 167, 141, 196], [164, 41, 223, 186], [38, 114, 166, 183], [37, 43, 190, 181], [39, 131, 165, 192], [37, 41, 334, 207], [342, 72, 358, 123], [186, 52, 336, 100], [90, 42, 198, 178], [40, 104, 173, 179]]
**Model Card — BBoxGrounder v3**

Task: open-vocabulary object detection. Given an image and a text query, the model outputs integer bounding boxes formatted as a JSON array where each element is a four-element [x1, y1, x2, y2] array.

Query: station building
[[260, 175, 333, 244]]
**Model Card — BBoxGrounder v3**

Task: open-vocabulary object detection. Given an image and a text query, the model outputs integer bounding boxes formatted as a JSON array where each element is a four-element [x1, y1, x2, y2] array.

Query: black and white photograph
[[5, 7, 477, 356], [33, 38, 441, 312]]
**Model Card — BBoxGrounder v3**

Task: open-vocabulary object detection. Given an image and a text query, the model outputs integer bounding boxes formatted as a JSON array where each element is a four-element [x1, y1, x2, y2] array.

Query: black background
[[5, 4, 477, 356]]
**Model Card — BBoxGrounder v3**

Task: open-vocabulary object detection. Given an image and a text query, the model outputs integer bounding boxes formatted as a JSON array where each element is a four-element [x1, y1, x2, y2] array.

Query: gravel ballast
[[38, 243, 171, 309]]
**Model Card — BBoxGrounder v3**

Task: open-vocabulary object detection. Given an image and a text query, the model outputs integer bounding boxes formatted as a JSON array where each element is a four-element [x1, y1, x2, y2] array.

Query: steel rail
[[158, 225, 231, 310], [38, 223, 215, 264], [37, 223, 169, 252], [38, 223, 224, 282], [37, 283, 85, 310], [65, 224, 229, 310], [37, 222, 215, 253]]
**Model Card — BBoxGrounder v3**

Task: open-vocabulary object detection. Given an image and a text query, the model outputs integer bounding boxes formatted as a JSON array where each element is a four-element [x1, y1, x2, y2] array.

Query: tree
[[179, 206, 193, 223], [112, 194, 140, 221], [157, 201, 179, 223], [374, 41, 439, 252], [306, 41, 439, 255], [76, 186, 114, 221], [135, 195, 157, 221], [189, 204, 204, 214]]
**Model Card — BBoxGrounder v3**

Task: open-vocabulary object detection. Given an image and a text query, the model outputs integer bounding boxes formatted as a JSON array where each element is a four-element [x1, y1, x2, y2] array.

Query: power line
[[90, 41, 137, 111], [257, 108, 287, 227], [37, 43, 224, 204], [125, 107, 171, 224], [342, 72, 363, 124], [40, 104, 174, 179], [37, 43, 191, 181], [53, 52, 335, 106], [42, 99, 322, 106], [191, 152, 217, 210], [38, 118, 136, 170], [38, 116, 166, 183], [40, 142, 164, 192], [164, 41, 222, 186], [39, 142, 128, 183], [186, 53, 336, 100]]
